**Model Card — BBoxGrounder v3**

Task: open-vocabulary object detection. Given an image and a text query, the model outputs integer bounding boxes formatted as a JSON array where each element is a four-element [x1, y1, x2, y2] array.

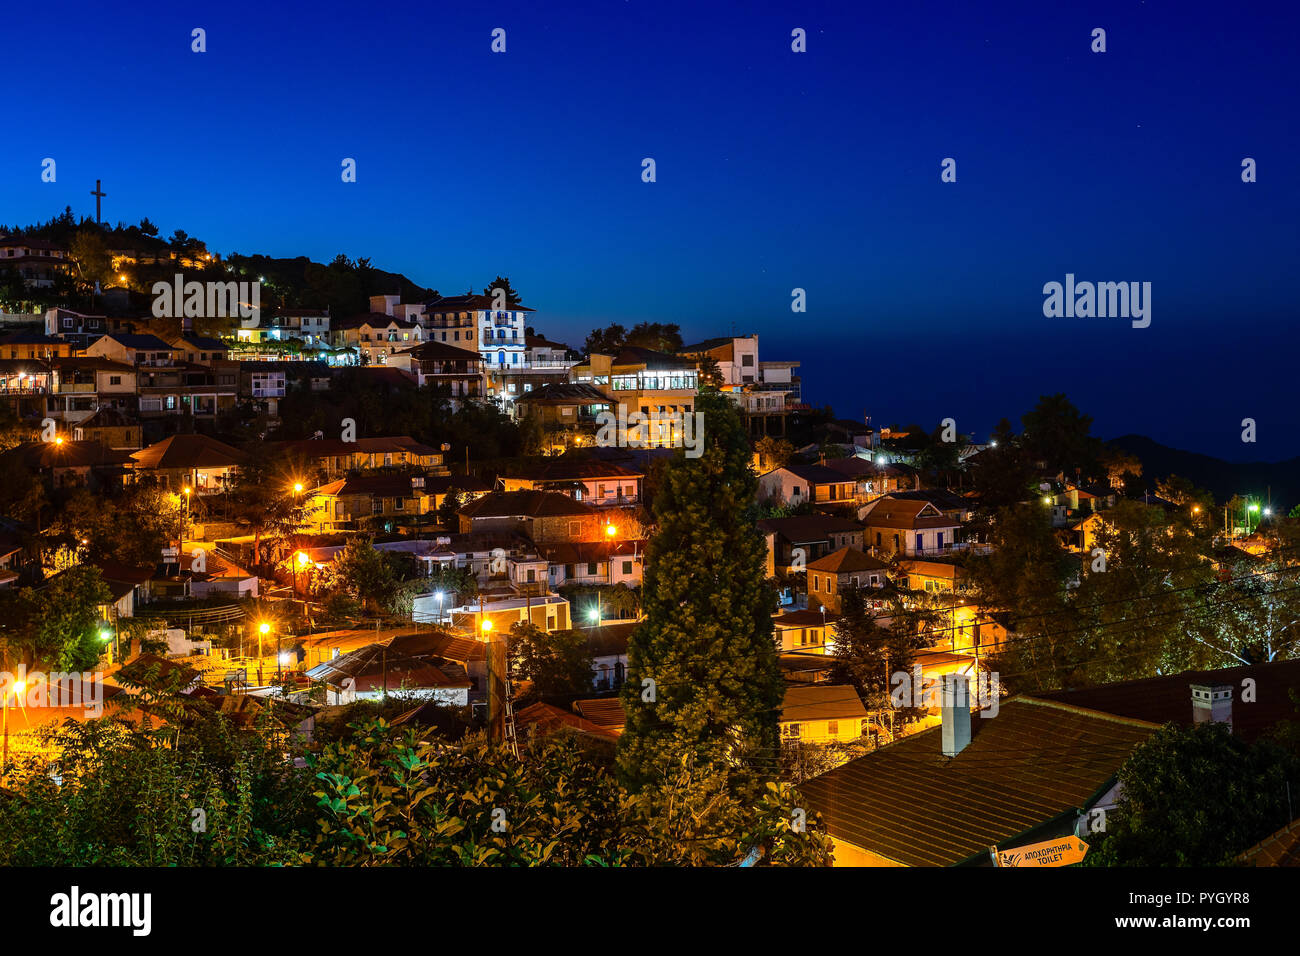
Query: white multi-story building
[[678, 334, 802, 434]]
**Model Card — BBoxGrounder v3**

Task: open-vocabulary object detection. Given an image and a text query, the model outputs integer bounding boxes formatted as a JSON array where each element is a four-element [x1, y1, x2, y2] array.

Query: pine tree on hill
[[617, 390, 782, 791]]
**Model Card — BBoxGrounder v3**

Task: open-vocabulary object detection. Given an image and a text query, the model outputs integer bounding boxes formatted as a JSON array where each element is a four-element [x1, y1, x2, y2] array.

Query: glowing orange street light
[[54, 435, 64, 445], [293, 550, 310, 599], [293, 482, 304, 495], [605, 524, 617, 538], [480, 619, 493, 635]]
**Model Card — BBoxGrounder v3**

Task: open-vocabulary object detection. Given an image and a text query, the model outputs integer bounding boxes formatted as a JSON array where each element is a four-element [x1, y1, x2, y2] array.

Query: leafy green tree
[[583, 323, 627, 356], [755, 435, 794, 473], [1086, 722, 1300, 866], [1071, 499, 1213, 683], [437, 488, 464, 530], [830, 581, 939, 737], [972, 503, 1078, 693], [1020, 393, 1102, 477], [509, 623, 594, 700], [618, 390, 782, 791], [968, 418, 1037, 517], [625, 322, 683, 353], [424, 562, 478, 604], [696, 354, 724, 389], [0, 566, 111, 671], [69, 228, 111, 287], [481, 275, 522, 307], [227, 450, 307, 567], [1190, 561, 1300, 666]]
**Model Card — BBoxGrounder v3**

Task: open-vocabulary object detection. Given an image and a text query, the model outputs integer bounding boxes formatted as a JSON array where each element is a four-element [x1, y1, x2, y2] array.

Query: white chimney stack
[[1191, 683, 1233, 728], [941, 673, 972, 757]]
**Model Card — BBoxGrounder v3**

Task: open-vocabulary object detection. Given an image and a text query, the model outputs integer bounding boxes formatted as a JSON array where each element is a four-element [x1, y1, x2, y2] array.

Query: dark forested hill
[[1108, 434, 1300, 512]]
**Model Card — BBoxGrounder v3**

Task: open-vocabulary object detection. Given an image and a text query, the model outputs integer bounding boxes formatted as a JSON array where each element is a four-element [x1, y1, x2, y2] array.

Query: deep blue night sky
[[4, 0, 1297, 459]]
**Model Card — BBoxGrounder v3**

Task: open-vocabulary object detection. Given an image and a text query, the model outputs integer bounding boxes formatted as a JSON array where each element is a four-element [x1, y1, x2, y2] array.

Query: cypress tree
[[617, 391, 782, 790]]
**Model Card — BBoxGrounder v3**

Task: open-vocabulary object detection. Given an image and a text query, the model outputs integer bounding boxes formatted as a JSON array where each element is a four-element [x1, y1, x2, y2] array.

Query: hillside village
[[2, 218, 1299, 868]]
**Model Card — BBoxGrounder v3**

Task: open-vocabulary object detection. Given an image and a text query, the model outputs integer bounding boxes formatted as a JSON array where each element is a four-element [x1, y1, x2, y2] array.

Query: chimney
[[941, 673, 972, 756], [1191, 683, 1233, 728]]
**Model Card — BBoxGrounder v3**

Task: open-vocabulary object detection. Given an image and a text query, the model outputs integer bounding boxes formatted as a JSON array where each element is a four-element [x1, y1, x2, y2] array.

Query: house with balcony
[[329, 313, 424, 365], [477, 301, 533, 369], [388, 340, 484, 405], [238, 361, 287, 415], [536, 539, 645, 590], [268, 435, 448, 481], [515, 382, 612, 450], [304, 474, 435, 532], [483, 333, 579, 416], [0, 359, 51, 419], [46, 357, 137, 424], [45, 309, 111, 349], [457, 490, 622, 545], [859, 498, 965, 557], [821, 456, 920, 504], [495, 458, 642, 507], [757, 463, 857, 510], [679, 334, 800, 435], [169, 334, 230, 365], [83, 332, 179, 367], [0, 237, 71, 289], [237, 308, 331, 347], [133, 360, 239, 422], [130, 434, 250, 495], [420, 294, 479, 350], [570, 347, 698, 449], [758, 514, 865, 576]]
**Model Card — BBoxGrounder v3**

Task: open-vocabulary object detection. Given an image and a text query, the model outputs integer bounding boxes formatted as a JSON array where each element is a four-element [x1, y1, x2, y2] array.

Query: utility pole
[[486, 635, 519, 757]]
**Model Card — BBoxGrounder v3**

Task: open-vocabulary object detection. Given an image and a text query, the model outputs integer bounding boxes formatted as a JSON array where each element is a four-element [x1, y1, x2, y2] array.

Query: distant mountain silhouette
[[1107, 434, 1300, 512]]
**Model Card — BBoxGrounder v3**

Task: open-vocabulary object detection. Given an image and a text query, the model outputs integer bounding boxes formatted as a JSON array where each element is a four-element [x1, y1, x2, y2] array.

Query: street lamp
[[257, 620, 271, 682], [481, 618, 493, 637], [434, 590, 445, 624], [294, 550, 310, 599]]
